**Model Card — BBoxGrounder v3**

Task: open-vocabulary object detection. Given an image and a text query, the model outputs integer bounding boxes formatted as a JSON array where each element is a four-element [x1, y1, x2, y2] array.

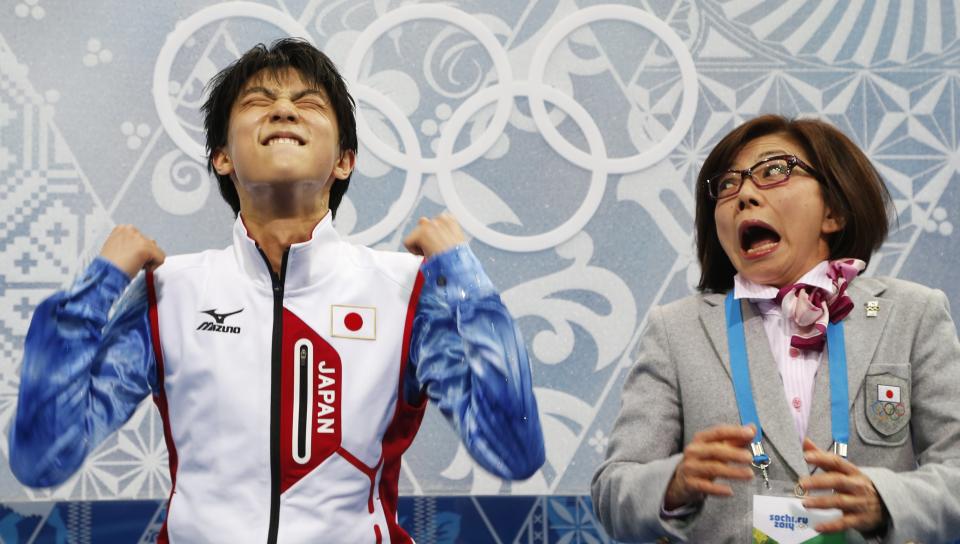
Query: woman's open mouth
[[739, 221, 781, 259]]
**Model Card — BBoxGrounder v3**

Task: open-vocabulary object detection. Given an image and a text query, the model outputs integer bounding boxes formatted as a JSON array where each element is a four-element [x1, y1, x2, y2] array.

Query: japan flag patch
[[878, 384, 901, 403], [330, 305, 376, 340]]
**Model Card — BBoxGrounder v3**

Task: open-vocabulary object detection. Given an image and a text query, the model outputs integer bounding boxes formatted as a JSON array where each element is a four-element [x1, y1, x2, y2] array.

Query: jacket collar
[[232, 212, 343, 292], [733, 260, 835, 302]]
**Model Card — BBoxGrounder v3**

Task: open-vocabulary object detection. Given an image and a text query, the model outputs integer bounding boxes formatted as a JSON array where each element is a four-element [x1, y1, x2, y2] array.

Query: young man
[[10, 39, 544, 543]]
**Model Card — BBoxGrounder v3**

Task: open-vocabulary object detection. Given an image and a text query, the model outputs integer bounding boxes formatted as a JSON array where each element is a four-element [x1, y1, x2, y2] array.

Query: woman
[[592, 115, 960, 543]]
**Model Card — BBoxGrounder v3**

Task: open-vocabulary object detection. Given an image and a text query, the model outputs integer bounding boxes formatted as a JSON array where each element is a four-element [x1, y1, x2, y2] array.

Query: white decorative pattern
[[1, 1, 958, 505]]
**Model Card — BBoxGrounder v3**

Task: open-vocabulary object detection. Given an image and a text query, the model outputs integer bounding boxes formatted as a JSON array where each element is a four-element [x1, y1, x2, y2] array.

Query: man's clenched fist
[[403, 213, 465, 259], [99, 225, 166, 278]]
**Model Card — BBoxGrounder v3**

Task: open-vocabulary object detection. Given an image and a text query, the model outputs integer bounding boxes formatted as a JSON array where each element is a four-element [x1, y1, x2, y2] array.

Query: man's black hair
[[201, 38, 358, 217]]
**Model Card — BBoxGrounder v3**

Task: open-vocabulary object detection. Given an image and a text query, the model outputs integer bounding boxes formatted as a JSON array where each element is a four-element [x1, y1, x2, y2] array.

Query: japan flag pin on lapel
[[331, 305, 376, 340], [865, 300, 880, 318]]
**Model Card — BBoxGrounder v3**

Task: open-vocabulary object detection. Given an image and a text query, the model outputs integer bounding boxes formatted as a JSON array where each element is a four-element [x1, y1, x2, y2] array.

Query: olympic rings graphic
[[152, 2, 314, 164], [436, 81, 608, 252], [153, 4, 698, 251], [527, 5, 698, 174], [342, 4, 515, 175], [347, 85, 424, 245], [871, 400, 906, 421]]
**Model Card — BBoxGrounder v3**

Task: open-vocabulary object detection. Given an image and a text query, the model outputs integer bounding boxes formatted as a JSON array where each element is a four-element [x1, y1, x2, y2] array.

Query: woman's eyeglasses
[[706, 155, 823, 200]]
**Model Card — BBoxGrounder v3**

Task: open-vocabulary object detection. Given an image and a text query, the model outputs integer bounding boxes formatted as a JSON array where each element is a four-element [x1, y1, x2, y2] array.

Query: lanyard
[[724, 292, 850, 485]]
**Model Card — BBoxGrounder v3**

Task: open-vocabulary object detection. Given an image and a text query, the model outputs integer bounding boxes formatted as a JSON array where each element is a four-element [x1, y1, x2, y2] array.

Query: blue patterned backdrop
[[1, 497, 607, 543], [2, 1, 960, 542]]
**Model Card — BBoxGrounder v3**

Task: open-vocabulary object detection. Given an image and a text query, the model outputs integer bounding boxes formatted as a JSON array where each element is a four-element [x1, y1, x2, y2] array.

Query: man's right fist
[[99, 225, 166, 278]]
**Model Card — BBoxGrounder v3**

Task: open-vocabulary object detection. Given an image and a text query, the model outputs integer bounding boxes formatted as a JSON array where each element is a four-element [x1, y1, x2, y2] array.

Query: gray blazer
[[592, 276, 960, 543]]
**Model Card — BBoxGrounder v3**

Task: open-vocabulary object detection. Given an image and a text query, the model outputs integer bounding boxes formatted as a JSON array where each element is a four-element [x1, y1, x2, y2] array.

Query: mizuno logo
[[201, 308, 243, 323], [197, 308, 243, 334]]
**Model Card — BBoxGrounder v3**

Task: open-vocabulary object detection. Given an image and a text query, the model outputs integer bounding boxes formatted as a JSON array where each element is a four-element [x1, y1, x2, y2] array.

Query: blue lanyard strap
[[725, 292, 770, 466], [724, 292, 851, 466], [826, 320, 850, 455]]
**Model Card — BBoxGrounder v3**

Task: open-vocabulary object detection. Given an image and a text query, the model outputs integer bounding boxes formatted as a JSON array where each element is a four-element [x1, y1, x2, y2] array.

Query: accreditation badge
[[753, 489, 845, 543]]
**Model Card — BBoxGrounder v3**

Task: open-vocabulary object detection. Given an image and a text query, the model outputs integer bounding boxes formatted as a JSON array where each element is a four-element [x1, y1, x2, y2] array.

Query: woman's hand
[[798, 438, 888, 534], [664, 424, 756, 509]]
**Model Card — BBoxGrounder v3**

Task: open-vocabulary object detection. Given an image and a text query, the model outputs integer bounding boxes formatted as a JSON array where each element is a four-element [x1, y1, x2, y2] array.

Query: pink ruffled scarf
[[774, 258, 865, 352]]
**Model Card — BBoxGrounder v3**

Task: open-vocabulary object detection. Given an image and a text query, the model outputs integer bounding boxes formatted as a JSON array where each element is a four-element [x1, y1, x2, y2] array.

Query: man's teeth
[[746, 242, 777, 255], [267, 137, 300, 146]]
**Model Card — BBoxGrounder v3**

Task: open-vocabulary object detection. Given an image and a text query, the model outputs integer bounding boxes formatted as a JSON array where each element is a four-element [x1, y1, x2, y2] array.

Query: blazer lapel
[[801, 278, 891, 456], [806, 356, 833, 453], [842, 279, 891, 412], [741, 300, 809, 479], [700, 293, 808, 478], [699, 293, 731, 381]]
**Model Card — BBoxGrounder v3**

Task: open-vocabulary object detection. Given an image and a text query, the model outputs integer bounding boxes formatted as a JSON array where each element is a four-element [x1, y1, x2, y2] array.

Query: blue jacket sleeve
[[8, 257, 156, 487], [406, 245, 545, 480]]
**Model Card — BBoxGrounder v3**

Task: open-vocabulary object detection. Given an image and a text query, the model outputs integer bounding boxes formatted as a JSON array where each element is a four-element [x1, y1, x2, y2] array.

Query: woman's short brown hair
[[695, 115, 894, 293]]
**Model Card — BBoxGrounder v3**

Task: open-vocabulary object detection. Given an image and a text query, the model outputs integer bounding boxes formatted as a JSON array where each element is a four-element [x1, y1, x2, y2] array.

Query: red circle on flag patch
[[344, 312, 363, 332], [885, 389, 893, 399]]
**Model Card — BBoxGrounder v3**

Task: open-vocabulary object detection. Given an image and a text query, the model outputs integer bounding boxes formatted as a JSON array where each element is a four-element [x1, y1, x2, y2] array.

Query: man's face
[[212, 67, 353, 194]]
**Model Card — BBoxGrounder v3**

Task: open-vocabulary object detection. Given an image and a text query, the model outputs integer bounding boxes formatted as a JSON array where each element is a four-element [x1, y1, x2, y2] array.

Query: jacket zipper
[[261, 248, 289, 544], [297, 345, 308, 459]]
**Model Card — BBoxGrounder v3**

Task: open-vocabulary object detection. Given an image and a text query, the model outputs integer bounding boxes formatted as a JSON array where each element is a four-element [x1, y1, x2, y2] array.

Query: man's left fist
[[403, 212, 465, 258]]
